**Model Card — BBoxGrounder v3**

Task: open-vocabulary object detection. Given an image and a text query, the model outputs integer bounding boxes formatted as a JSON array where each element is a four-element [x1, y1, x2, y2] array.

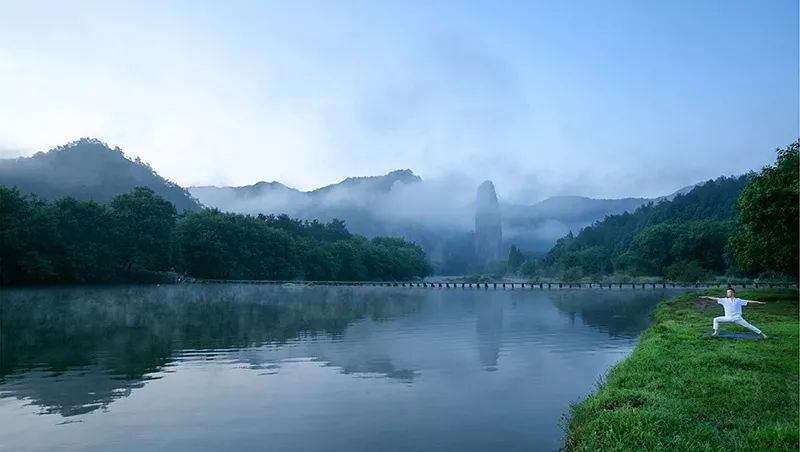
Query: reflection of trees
[[2, 368, 143, 417], [548, 291, 667, 337], [0, 285, 423, 416]]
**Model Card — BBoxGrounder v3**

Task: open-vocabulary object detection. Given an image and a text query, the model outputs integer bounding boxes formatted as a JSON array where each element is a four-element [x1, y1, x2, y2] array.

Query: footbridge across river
[[193, 280, 798, 290]]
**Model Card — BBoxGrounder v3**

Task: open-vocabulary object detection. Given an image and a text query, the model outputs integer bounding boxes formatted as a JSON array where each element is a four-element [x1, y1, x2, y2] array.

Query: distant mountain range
[[190, 172, 695, 254], [190, 169, 421, 214], [0, 138, 201, 212], [0, 138, 698, 273]]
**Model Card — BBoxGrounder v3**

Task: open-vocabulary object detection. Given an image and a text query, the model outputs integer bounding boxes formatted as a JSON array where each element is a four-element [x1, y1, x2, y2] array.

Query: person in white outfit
[[701, 288, 768, 339]]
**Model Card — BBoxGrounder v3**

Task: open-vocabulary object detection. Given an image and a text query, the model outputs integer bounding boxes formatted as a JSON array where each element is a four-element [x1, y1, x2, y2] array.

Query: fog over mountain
[[191, 170, 476, 232], [191, 173, 692, 237], [189, 167, 694, 272], [0, 139, 696, 274]]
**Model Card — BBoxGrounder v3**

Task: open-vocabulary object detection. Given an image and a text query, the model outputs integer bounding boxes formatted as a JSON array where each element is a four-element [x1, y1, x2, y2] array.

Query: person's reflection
[[476, 299, 504, 371]]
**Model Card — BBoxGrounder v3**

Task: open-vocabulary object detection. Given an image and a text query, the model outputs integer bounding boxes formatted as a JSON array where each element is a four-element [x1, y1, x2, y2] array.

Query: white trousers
[[713, 315, 762, 335]]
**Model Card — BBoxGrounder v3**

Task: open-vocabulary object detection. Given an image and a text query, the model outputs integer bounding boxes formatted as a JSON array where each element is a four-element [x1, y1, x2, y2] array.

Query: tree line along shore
[[0, 186, 431, 285]]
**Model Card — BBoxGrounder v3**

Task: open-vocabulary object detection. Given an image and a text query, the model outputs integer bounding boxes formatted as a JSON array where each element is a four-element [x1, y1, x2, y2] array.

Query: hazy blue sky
[[0, 0, 797, 201]]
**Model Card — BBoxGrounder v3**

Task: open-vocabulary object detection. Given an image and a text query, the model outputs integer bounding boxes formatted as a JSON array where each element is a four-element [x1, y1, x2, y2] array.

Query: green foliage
[[566, 289, 799, 451], [730, 141, 799, 277], [110, 187, 177, 274], [544, 175, 749, 279], [562, 265, 583, 282], [0, 186, 431, 284], [330, 239, 368, 281], [663, 260, 708, 282], [519, 260, 538, 277], [542, 142, 798, 280], [258, 214, 352, 242], [52, 197, 114, 282], [0, 187, 61, 283], [507, 244, 524, 273], [616, 221, 733, 279], [172, 209, 298, 279], [172, 212, 430, 281]]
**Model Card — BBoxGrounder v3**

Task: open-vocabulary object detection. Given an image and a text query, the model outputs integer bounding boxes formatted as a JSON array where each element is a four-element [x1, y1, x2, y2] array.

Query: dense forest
[[515, 142, 799, 281], [0, 187, 431, 285]]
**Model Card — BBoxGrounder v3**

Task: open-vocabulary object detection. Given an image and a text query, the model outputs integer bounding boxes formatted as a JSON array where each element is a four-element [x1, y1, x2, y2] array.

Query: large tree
[[110, 187, 177, 274], [53, 197, 114, 282], [730, 141, 799, 277], [0, 187, 61, 283]]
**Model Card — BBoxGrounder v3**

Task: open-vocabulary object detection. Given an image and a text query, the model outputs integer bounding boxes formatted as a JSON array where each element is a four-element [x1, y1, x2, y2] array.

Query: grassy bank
[[565, 289, 799, 451]]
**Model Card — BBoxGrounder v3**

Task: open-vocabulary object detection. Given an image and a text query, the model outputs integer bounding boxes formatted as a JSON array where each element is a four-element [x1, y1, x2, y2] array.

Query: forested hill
[[0, 138, 201, 212], [542, 175, 752, 280]]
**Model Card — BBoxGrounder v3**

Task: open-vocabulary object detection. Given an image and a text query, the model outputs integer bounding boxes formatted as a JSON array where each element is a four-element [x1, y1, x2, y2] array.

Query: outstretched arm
[[744, 299, 766, 305], [699, 296, 718, 301]]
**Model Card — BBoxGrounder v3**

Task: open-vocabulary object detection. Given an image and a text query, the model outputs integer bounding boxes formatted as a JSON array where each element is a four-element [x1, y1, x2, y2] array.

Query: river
[[0, 285, 684, 451]]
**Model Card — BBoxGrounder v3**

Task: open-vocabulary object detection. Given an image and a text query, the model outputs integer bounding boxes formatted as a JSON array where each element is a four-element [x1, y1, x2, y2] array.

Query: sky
[[0, 0, 797, 202]]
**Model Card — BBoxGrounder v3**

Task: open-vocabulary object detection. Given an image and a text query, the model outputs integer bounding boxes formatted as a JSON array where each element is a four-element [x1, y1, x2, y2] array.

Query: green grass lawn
[[565, 289, 799, 451]]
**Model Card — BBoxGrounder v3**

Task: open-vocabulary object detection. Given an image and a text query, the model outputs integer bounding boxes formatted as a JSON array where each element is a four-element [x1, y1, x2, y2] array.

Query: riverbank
[[565, 289, 799, 451]]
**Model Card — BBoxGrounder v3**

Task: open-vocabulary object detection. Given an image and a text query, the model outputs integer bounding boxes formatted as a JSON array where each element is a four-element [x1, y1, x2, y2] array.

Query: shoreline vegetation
[[565, 289, 799, 451], [0, 186, 431, 285]]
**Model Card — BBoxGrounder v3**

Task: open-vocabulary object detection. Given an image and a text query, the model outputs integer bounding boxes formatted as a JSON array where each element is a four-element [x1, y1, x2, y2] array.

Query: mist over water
[[0, 285, 685, 451]]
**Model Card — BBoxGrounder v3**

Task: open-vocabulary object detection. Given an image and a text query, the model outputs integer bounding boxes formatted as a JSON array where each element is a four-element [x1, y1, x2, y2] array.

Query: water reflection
[[0, 285, 684, 452], [549, 290, 663, 337], [0, 285, 424, 416], [476, 299, 503, 371]]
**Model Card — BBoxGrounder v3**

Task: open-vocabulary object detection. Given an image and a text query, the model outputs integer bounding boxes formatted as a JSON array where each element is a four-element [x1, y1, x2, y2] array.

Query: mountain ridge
[[190, 169, 422, 197], [0, 138, 201, 212], [0, 138, 700, 261]]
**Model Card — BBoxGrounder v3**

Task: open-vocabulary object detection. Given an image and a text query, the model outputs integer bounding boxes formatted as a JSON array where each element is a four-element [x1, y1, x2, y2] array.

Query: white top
[[717, 297, 748, 318]]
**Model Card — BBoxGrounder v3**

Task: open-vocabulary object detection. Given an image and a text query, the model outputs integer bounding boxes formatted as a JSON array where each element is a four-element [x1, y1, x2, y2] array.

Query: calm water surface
[[0, 285, 684, 451]]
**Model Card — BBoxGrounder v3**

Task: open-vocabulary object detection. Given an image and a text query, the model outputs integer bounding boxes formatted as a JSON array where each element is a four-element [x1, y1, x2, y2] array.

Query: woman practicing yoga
[[701, 288, 768, 339]]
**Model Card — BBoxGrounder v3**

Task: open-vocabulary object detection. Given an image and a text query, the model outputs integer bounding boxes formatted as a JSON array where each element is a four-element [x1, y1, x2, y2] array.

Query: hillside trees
[[0, 186, 431, 285], [539, 141, 798, 280], [730, 141, 799, 277]]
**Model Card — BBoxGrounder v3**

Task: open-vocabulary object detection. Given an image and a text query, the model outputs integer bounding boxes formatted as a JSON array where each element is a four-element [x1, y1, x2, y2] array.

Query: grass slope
[[566, 289, 799, 451]]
